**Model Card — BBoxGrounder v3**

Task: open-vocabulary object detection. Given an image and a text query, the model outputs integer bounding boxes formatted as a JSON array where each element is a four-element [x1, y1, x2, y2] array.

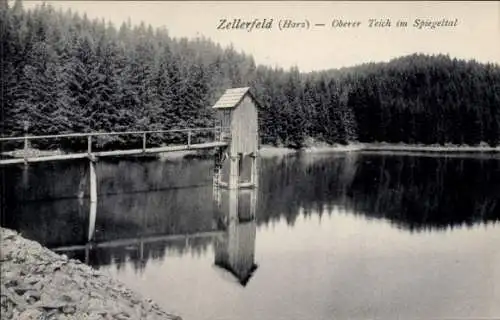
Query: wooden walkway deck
[[0, 127, 229, 165]]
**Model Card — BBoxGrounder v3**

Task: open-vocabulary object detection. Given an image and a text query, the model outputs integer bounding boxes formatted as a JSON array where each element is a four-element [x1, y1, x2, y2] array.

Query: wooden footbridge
[[1, 87, 261, 198], [0, 127, 228, 165]]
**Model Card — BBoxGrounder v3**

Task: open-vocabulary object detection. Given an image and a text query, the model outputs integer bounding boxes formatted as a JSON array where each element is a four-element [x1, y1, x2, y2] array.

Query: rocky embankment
[[0, 228, 181, 320]]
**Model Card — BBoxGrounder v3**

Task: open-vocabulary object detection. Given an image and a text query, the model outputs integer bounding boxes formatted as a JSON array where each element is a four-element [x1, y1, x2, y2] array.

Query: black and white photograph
[[1, 1, 499, 319]]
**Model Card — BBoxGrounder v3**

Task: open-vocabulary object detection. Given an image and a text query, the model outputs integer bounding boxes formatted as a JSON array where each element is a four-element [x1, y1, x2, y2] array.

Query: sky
[[23, 1, 500, 72]]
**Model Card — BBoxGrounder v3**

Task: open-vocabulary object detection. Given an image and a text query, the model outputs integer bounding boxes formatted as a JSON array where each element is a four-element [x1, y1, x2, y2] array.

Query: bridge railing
[[0, 126, 230, 163]]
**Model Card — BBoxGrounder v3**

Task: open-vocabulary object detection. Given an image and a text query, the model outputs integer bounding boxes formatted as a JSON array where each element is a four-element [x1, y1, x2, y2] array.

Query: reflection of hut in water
[[214, 189, 258, 286], [214, 219, 257, 286]]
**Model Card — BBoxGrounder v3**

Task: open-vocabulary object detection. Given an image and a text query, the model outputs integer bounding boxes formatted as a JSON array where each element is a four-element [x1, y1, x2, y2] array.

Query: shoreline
[[2, 143, 499, 161], [358, 143, 500, 153], [0, 227, 181, 320], [258, 143, 500, 158]]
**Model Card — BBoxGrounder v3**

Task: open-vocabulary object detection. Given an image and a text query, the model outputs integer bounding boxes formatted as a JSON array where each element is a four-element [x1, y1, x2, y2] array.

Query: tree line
[[1, 0, 499, 151]]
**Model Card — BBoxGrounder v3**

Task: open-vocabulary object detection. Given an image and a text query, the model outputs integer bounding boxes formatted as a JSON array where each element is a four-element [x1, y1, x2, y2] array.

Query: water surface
[[2, 152, 499, 320]]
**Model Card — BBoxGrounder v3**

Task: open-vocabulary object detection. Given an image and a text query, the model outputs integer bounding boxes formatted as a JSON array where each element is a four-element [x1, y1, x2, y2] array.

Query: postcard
[[1, 1, 499, 320]]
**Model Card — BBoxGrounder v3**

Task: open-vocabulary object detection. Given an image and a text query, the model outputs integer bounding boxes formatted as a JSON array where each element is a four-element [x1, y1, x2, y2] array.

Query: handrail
[[0, 126, 228, 142]]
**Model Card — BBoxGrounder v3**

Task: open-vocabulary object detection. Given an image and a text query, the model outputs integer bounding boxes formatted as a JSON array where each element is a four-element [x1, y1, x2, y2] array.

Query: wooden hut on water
[[212, 87, 260, 189]]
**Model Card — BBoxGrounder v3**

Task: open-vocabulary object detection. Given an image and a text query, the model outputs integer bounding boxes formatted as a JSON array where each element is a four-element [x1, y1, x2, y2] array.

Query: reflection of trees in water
[[257, 153, 359, 226], [2, 158, 217, 242], [258, 153, 500, 231], [1, 198, 90, 247], [2, 158, 214, 202], [353, 155, 500, 231], [1, 160, 104, 202], [3, 154, 500, 272], [64, 236, 214, 273]]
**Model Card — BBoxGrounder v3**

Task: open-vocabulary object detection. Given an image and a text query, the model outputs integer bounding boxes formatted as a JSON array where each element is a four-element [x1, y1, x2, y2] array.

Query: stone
[[0, 227, 182, 320], [23, 290, 41, 303], [4, 278, 19, 288], [44, 308, 59, 318], [60, 294, 75, 303], [87, 298, 106, 312], [24, 276, 41, 286], [86, 313, 105, 320], [61, 304, 76, 314], [130, 297, 140, 305], [3, 233, 16, 241], [33, 281, 44, 291], [112, 311, 131, 320], [14, 285, 33, 296], [2, 270, 18, 280], [17, 308, 44, 320], [1, 298, 14, 319]]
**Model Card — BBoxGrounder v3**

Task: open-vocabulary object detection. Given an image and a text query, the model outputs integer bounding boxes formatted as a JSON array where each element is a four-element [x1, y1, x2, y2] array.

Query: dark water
[[1, 152, 500, 319]]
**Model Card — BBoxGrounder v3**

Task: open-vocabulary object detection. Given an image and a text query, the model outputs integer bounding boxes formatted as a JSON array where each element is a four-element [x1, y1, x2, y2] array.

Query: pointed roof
[[212, 87, 253, 109]]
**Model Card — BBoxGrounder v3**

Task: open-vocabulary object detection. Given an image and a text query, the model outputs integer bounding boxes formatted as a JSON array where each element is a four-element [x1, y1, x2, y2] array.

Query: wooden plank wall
[[230, 95, 259, 155]]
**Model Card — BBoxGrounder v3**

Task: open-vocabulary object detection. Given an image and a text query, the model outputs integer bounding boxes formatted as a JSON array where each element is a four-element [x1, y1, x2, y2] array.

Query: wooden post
[[228, 154, 239, 189], [140, 239, 144, 261], [251, 153, 258, 188], [85, 244, 90, 265], [142, 132, 147, 152], [89, 160, 97, 203], [77, 165, 86, 199], [213, 183, 222, 206], [88, 200, 97, 241], [216, 165, 222, 186], [23, 136, 28, 164], [250, 188, 257, 218], [187, 130, 192, 148], [22, 164, 29, 189], [23, 120, 29, 164], [228, 188, 238, 221], [213, 160, 218, 191], [213, 149, 222, 196], [87, 136, 92, 157]]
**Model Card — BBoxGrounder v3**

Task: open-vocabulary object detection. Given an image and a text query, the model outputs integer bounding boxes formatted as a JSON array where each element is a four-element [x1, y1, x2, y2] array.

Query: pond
[[2, 152, 499, 320]]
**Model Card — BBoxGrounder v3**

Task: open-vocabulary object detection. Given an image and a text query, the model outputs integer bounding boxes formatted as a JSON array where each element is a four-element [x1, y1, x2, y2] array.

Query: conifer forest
[[1, 1, 500, 150]]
